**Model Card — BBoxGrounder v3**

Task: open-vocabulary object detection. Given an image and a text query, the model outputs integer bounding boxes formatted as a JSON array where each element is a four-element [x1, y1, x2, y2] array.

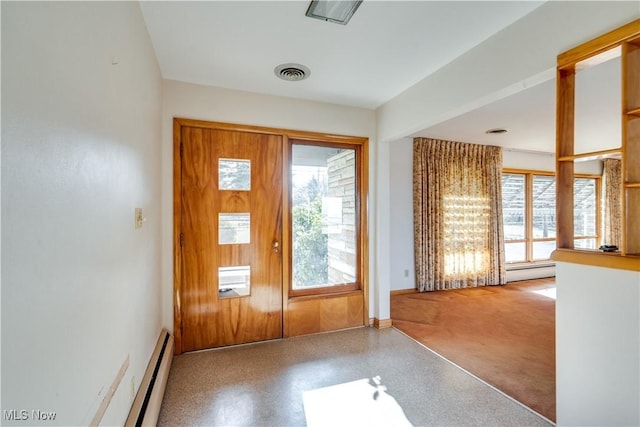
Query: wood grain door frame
[[173, 118, 369, 354]]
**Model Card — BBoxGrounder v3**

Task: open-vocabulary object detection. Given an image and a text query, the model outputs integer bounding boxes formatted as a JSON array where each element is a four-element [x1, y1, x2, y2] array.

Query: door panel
[[180, 126, 283, 351], [286, 295, 364, 336]]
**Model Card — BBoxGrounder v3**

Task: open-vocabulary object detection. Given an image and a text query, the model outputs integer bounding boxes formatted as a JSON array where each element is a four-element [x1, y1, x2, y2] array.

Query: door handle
[[272, 240, 280, 253]]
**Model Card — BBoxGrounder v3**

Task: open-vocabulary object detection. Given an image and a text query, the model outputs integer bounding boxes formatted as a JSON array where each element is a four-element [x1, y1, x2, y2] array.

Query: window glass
[[574, 238, 597, 250], [502, 174, 526, 240], [533, 241, 556, 260], [219, 159, 250, 191], [218, 266, 250, 298], [505, 242, 526, 263], [219, 213, 250, 244], [532, 175, 556, 239], [502, 172, 599, 261], [574, 178, 597, 237], [291, 144, 357, 290]]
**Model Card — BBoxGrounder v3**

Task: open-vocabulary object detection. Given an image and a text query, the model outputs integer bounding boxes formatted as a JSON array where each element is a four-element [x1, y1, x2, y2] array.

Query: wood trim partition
[[553, 19, 640, 265], [557, 20, 640, 69], [553, 248, 640, 271], [555, 68, 575, 250], [623, 36, 640, 254]]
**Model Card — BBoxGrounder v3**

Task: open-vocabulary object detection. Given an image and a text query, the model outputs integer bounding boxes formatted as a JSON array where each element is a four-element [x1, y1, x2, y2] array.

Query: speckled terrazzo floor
[[158, 327, 553, 426]]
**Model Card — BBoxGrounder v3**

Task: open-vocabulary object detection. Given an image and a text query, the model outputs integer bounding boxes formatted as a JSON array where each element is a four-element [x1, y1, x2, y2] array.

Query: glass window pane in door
[[502, 174, 525, 240], [219, 213, 250, 244], [291, 144, 356, 290], [219, 159, 251, 191], [219, 266, 250, 298]]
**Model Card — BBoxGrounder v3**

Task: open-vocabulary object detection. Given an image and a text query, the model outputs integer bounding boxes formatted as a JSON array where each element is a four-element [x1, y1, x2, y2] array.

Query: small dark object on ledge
[[599, 245, 619, 252]]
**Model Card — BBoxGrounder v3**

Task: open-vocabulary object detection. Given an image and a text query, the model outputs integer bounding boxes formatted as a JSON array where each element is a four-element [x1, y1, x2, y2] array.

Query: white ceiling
[[418, 55, 621, 154], [140, 1, 620, 154]]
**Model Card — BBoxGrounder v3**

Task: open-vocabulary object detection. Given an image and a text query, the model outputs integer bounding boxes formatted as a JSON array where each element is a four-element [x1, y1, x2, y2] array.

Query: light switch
[[135, 208, 146, 229]]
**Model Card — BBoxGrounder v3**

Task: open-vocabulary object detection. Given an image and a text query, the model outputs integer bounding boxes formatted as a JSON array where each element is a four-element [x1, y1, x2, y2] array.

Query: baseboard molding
[[390, 288, 416, 296], [373, 318, 393, 329], [125, 328, 173, 427]]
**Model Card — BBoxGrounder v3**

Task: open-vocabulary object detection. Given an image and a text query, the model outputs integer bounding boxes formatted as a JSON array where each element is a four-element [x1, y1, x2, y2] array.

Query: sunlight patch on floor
[[531, 287, 556, 300], [303, 377, 413, 427]]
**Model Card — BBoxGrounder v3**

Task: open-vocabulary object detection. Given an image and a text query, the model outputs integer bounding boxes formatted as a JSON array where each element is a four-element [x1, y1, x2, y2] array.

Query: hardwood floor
[[391, 278, 556, 422]]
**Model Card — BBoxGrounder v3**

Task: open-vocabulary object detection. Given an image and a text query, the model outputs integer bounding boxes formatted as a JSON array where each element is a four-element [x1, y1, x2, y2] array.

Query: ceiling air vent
[[274, 63, 310, 82], [485, 128, 508, 134]]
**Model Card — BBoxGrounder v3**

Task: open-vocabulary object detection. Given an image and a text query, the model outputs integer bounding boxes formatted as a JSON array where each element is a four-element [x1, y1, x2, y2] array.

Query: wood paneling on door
[[286, 294, 364, 336], [179, 126, 283, 352]]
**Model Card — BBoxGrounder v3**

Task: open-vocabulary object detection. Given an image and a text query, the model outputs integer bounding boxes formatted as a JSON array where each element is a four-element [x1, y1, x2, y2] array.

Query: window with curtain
[[413, 138, 505, 291]]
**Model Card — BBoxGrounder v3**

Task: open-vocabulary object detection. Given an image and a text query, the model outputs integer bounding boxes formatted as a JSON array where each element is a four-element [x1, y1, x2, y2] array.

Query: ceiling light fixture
[[305, 0, 363, 25], [274, 63, 311, 82], [485, 128, 508, 134]]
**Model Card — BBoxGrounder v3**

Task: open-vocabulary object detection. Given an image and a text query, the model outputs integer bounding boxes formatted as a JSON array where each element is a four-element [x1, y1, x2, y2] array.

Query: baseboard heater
[[125, 328, 173, 427], [507, 262, 555, 271]]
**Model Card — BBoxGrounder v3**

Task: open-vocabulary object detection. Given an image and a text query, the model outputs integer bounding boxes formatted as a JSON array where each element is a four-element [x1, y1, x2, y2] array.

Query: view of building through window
[[291, 144, 357, 290]]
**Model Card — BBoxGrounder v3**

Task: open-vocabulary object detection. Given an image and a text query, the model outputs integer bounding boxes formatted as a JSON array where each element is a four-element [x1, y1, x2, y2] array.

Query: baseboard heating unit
[[125, 328, 173, 427]]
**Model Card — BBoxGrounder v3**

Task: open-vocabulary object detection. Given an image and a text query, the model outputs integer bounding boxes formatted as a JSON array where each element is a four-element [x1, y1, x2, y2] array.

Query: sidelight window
[[290, 142, 362, 296]]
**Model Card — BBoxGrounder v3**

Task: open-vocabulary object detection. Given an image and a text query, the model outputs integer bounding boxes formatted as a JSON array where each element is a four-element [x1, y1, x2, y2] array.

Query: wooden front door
[[178, 124, 283, 352]]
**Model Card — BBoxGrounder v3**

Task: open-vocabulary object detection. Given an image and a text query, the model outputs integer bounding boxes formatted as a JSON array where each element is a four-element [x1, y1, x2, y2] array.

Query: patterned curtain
[[413, 138, 505, 291], [602, 158, 622, 247]]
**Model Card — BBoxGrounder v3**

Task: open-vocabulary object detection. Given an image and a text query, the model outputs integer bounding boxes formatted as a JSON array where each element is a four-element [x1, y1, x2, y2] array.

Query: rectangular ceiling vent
[[305, 0, 363, 25]]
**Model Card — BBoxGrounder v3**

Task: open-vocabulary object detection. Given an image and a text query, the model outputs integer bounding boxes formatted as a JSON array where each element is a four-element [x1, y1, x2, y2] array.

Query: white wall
[[503, 149, 554, 171], [389, 138, 415, 291], [374, 139, 392, 320], [556, 262, 640, 426], [376, 1, 639, 143], [161, 80, 377, 326], [2, 2, 162, 425], [502, 149, 603, 175]]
